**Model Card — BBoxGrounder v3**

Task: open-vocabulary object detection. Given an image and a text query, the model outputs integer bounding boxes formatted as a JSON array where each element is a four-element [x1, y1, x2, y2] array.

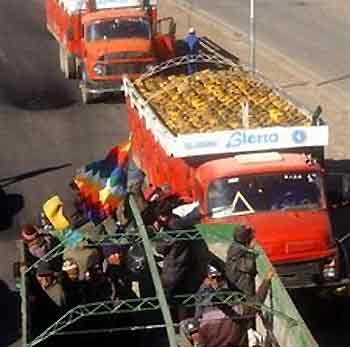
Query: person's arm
[[255, 270, 273, 303], [241, 271, 273, 317]]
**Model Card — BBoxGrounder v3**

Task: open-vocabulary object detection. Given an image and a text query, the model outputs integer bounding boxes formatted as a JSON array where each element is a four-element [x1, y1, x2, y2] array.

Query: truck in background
[[45, 0, 176, 103], [124, 48, 350, 291]]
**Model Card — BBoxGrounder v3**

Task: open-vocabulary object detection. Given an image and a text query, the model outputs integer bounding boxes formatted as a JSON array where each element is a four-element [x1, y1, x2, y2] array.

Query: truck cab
[[80, 5, 176, 103], [45, 0, 176, 103], [195, 152, 338, 288]]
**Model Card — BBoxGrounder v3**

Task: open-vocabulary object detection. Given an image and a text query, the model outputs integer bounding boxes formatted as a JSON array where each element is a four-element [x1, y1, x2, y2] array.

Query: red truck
[[45, 0, 176, 103], [123, 53, 350, 290]]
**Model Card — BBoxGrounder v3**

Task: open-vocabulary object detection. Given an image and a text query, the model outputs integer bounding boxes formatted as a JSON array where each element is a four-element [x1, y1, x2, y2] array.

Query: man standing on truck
[[225, 225, 258, 297], [184, 27, 199, 75]]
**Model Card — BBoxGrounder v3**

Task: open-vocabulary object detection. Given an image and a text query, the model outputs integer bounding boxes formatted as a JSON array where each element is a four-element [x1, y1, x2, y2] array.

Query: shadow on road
[[0, 280, 21, 346], [4, 84, 76, 111], [0, 163, 72, 231], [0, 188, 24, 232], [0, 163, 72, 188]]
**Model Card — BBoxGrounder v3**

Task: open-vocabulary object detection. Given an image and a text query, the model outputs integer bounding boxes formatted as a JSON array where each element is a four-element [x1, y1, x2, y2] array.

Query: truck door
[[153, 17, 176, 61]]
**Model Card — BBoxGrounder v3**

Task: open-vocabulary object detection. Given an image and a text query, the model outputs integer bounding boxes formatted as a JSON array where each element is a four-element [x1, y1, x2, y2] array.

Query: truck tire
[[81, 86, 94, 104]]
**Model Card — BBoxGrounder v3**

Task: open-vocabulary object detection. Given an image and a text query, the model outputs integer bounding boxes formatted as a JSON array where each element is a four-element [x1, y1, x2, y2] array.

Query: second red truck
[[46, 0, 176, 103]]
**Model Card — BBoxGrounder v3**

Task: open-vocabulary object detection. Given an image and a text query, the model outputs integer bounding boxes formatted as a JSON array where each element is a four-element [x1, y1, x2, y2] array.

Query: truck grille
[[275, 260, 322, 288], [106, 63, 147, 76]]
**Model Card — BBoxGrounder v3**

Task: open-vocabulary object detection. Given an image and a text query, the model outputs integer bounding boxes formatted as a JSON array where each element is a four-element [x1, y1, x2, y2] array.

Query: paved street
[[185, 0, 350, 97], [0, 0, 127, 344], [0, 0, 349, 346]]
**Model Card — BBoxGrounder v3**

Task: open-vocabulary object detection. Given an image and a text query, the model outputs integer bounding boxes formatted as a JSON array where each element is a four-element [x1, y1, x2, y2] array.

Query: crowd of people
[[21, 175, 274, 346]]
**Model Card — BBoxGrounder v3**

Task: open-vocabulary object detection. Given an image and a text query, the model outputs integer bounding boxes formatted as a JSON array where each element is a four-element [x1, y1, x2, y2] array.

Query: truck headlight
[[93, 64, 106, 76], [322, 257, 337, 280]]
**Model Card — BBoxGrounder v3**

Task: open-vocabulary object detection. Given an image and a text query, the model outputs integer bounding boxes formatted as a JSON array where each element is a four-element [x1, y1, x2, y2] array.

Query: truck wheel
[[81, 86, 93, 104]]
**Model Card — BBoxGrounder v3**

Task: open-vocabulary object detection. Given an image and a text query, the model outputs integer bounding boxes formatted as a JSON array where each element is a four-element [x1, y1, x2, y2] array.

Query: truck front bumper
[[80, 79, 124, 94], [275, 260, 350, 289]]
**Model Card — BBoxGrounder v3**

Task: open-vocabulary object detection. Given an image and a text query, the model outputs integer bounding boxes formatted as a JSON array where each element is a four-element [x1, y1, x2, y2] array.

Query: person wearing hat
[[194, 265, 229, 321], [35, 261, 66, 308], [184, 27, 199, 74], [62, 258, 80, 282], [21, 224, 56, 260], [196, 269, 274, 347], [61, 258, 88, 308], [63, 241, 101, 281], [180, 265, 231, 347], [102, 244, 133, 299], [225, 225, 258, 298]]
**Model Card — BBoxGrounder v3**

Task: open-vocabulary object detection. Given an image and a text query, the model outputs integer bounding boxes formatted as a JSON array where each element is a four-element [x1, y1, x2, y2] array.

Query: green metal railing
[[21, 196, 314, 347]]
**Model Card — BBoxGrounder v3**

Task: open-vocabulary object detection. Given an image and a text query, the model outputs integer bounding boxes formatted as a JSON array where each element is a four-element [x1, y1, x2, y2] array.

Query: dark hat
[[207, 265, 222, 278], [36, 262, 54, 277], [101, 244, 122, 259], [235, 225, 254, 244], [21, 224, 39, 242]]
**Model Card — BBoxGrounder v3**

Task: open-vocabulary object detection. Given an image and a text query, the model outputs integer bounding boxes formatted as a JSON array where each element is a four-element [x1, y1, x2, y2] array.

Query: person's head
[[188, 27, 196, 35], [234, 225, 254, 245], [154, 200, 173, 229], [21, 224, 42, 247], [36, 262, 55, 289], [152, 192, 184, 230], [102, 244, 122, 265], [207, 265, 225, 290], [62, 258, 79, 281]]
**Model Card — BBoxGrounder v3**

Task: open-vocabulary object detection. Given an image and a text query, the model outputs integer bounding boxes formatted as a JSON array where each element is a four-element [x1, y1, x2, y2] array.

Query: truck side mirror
[[169, 21, 176, 36], [326, 173, 350, 205]]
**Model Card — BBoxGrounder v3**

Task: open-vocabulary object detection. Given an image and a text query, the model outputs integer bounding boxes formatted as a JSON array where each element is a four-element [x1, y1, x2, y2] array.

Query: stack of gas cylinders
[[72, 141, 130, 222]]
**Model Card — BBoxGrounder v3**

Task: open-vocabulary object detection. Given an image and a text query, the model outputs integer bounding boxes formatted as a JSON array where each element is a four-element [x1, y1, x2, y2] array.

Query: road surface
[[0, 0, 349, 346], [185, 0, 350, 97], [0, 0, 127, 344]]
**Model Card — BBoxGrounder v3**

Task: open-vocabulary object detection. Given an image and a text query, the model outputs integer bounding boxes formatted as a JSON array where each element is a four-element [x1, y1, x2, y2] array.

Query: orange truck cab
[[45, 0, 176, 103], [197, 153, 338, 288], [123, 58, 350, 290]]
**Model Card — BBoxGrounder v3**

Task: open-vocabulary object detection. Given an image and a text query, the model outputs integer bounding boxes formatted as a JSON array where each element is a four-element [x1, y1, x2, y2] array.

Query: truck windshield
[[85, 18, 150, 41], [208, 172, 324, 218]]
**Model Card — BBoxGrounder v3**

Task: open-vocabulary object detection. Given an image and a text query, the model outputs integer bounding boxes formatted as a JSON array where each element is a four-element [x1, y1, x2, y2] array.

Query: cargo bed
[[124, 52, 328, 158]]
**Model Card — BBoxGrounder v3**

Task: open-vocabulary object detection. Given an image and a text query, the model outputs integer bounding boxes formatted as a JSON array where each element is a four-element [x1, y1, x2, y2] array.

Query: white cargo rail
[[124, 76, 328, 158], [60, 0, 157, 14]]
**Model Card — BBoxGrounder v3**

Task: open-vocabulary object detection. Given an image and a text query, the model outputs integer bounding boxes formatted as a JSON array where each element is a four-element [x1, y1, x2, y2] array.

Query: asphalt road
[[186, 0, 350, 97], [0, 0, 127, 344], [0, 0, 349, 346]]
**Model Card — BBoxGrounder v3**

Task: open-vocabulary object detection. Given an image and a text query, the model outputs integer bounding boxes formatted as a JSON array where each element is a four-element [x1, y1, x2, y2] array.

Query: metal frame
[[137, 52, 236, 81], [21, 196, 297, 347], [23, 229, 210, 272], [27, 291, 297, 347]]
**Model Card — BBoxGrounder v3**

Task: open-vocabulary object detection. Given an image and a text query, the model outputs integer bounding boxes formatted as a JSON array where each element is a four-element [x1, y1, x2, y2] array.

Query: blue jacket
[[185, 33, 199, 54]]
